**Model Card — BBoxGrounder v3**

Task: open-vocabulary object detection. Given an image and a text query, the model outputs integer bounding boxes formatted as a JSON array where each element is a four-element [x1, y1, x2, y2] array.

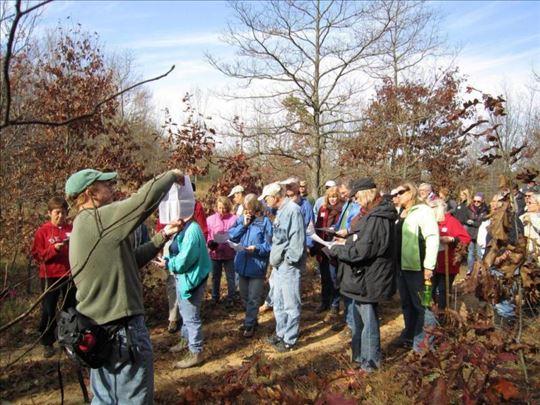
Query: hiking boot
[[43, 345, 55, 358], [243, 327, 255, 338], [167, 320, 179, 334], [239, 320, 258, 332], [274, 340, 296, 353], [169, 337, 188, 353], [266, 334, 282, 345], [174, 352, 204, 369]]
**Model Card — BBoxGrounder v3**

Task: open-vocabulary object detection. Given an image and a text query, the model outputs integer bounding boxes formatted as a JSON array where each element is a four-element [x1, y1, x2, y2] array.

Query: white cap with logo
[[227, 185, 245, 197], [324, 180, 337, 188], [258, 183, 282, 201]]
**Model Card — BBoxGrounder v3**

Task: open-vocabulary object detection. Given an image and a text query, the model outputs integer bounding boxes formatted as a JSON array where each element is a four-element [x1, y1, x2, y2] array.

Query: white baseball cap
[[278, 177, 299, 186], [258, 183, 282, 201], [227, 185, 244, 197], [324, 180, 337, 188]]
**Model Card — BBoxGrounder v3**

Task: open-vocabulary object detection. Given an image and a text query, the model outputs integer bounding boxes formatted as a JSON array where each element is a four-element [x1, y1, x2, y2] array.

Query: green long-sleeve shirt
[[401, 204, 440, 271], [69, 171, 176, 324]]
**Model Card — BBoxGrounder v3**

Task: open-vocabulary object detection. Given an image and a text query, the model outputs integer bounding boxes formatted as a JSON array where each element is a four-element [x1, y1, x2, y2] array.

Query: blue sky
[[35, 1, 540, 118]]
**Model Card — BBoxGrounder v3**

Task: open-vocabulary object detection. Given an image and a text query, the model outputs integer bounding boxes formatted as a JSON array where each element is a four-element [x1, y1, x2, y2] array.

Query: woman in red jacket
[[31, 196, 76, 358], [430, 199, 471, 310]]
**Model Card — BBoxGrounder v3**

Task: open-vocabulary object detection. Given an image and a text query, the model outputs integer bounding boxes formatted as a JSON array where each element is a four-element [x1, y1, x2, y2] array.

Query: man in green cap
[[66, 168, 185, 405]]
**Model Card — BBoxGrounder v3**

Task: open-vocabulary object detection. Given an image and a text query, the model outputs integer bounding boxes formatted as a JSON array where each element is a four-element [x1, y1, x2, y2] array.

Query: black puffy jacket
[[330, 199, 398, 303]]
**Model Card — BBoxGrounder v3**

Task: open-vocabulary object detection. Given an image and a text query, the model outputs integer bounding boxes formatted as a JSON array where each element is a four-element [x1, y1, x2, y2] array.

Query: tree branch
[[1, 65, 175, 129]]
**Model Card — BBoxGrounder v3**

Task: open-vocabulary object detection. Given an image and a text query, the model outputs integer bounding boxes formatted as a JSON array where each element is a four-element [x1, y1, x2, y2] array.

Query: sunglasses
[[394, 188, 409, 197], [473, 199, 482, 203]]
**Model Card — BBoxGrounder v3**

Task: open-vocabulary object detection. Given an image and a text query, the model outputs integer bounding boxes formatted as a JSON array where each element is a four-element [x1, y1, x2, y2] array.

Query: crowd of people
[[30, 168, 540, 404]]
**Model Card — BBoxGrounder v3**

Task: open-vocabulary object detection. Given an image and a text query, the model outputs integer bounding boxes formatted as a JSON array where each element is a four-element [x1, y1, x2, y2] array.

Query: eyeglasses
[[473, 200, 482, 203], [395, 188, 409, 196]]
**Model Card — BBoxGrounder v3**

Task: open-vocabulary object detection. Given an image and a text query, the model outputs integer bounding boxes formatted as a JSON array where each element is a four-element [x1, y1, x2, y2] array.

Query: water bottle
[[422, 280, 432, 307]]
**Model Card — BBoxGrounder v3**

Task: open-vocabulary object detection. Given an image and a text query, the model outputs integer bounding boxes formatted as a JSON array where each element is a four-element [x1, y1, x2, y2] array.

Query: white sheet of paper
[[227, 240, 245, 252], [310, 232, 335, 248]]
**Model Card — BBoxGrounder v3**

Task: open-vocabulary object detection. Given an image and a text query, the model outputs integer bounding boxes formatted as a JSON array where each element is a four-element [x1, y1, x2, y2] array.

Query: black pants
[[432, 273, 456, 310], [39, 277, 77, 346]]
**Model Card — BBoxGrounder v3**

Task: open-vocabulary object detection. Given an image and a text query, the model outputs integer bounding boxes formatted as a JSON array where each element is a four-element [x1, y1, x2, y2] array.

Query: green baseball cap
[[65, 169, 118, 197]]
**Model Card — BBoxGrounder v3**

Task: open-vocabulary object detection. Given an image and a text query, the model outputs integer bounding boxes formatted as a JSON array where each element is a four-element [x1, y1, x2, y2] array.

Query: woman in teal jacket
[[164, 219, 211, 368], [228, 194, 272, 337]]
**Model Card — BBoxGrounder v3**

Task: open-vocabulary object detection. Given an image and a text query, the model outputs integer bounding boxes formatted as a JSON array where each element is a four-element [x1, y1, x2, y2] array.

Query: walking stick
[[76, 365, 90, 403], [444, 244, 450, 312]]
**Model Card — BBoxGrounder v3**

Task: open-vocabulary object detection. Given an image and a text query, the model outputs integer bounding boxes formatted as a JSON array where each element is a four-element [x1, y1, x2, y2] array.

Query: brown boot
[[169, 337, 188, 353], [174, 351, 204, 369]]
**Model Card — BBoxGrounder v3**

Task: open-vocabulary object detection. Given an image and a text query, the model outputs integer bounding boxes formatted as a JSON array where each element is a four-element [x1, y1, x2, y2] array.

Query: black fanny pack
[[57, 308, 120, 369]]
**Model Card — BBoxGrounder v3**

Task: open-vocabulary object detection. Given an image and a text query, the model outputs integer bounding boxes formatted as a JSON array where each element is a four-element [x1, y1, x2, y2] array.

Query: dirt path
[[0, 268, 467, 404]]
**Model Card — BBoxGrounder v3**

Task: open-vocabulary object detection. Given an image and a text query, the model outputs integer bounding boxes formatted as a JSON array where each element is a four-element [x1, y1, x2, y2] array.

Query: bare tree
[[206, 0, 392, 195], [488, 83, 540, 176], [366, 0, 448, 86]]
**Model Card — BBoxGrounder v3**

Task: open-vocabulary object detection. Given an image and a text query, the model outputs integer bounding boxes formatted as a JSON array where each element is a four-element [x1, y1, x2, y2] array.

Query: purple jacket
[[206, 212, 237, 260]]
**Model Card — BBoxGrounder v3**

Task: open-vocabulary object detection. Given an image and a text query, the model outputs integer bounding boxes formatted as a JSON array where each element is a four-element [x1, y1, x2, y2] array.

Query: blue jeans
[[398, 270, 438, 352], [273, 262, 301, 345], [211, 259, 236, 301], [90, 316, 153, 405], [178, 278, 206, 354], [320, 259, 340, 309], [467, 241, 481, 274], [351, 301, 380, 371], [343, 295, 353, 329], [490, 267, 516, 320], [239, 276, 265, 328]]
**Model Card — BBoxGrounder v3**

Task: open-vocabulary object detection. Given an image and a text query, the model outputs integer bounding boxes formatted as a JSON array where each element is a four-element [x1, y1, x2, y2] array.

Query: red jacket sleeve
[[194, 201, 208, 240]]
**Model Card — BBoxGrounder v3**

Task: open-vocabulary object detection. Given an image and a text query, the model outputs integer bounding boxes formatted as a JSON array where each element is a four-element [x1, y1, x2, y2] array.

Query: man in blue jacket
[[260, 183, 306, 351]]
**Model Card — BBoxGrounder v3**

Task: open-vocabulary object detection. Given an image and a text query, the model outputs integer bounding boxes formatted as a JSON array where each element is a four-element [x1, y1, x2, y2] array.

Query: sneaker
[[167, 321, 179, 334], [174, 352, 204, 369], [169, 337, 188, 353], [43, 345, 55, 358], [243, 327, 255, 338], [266, 334, 282, 345], [274, 340, 296, 353]]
